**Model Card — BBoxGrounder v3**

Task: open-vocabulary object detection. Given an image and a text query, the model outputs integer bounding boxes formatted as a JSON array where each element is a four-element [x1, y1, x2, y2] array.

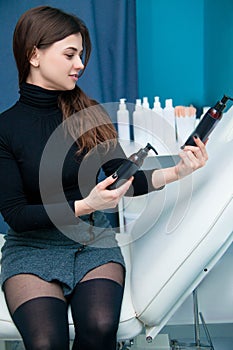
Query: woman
[[0, 6, 208, 350]]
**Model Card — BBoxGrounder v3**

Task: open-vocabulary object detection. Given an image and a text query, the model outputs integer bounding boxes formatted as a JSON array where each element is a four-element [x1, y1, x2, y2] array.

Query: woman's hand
[[74, 175, 134, 216], [152, 136, 208, 189], [174, 136, 208, 179]]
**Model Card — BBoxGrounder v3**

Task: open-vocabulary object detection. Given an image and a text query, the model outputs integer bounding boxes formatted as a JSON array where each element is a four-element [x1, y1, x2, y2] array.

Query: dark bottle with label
[[182, 95, 233, 148], [108, 143, 158, 190]]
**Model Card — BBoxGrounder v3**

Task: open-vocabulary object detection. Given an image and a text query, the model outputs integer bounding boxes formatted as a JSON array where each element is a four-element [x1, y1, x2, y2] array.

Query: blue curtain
[[77, 0, 138, 104], [0, 0, 138, 111]]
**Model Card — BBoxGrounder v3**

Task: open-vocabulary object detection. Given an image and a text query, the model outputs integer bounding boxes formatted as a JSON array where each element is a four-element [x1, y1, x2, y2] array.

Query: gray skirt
[[0, 211, 125, 296]]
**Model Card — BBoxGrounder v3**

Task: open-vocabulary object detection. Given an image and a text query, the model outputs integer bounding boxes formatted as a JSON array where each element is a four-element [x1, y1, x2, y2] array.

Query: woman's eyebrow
[[65, 46, 83, 53], [65, 46, 78, 51]]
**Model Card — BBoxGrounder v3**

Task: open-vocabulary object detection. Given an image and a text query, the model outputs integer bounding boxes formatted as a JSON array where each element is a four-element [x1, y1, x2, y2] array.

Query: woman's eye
[[65, 54, 74, 59]]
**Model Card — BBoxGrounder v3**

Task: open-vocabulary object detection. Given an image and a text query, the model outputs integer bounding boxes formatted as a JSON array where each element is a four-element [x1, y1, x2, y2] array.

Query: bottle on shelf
[[152, 96, 164, 148], [162, 98, 177, 153], [163, 98, 175, 126], [152, 96, 163, 116], [117, 98, 130, 141], [142, 97, 153, 143], [133, 98, 147, 146]]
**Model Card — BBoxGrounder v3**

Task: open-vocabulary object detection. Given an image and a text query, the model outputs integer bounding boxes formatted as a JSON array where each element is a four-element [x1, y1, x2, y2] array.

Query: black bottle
[[108, 143, 158, 190], [182, 95, 233, 148]]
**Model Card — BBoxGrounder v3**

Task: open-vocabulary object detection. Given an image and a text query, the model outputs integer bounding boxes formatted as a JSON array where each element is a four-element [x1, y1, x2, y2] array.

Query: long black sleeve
[[0, 123, 78, 232]]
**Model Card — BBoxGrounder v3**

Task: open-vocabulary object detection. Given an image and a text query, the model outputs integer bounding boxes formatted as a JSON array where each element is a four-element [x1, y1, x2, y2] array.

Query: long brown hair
[[13, 6, 117, 153]]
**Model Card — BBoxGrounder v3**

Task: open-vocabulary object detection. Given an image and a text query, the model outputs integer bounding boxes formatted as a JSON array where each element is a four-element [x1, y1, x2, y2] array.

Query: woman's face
[[27, 33, 84, 90]]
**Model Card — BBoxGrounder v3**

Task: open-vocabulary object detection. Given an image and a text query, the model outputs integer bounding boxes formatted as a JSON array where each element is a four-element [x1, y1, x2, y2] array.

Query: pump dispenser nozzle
[[107, 143, 158, 190], [182, 94, 233, 147]]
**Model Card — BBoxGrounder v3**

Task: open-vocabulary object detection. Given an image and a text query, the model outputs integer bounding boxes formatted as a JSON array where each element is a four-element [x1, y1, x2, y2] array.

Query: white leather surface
[[124, 110, 233, 333]]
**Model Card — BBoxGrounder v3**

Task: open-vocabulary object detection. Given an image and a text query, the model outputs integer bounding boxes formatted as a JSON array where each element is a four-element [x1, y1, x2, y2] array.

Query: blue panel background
[[136, 0, 233, 113], [136, 0, 204, 110], [204, 0, 233, 106]]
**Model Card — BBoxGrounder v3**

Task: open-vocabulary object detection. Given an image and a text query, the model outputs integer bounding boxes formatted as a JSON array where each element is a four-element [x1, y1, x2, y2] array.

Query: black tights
[[5, 278, 124, 350], [12, 296, 69, 350], [70, 279, 124, 349]]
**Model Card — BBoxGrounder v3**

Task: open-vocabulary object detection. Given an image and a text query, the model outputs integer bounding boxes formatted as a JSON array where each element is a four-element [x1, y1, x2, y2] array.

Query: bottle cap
[[119, 98, 126, 110], [142, 97, 150, 109], [153, 96, 161, 108], [165, 98, 173, 108], [135, 99, 142, 110]]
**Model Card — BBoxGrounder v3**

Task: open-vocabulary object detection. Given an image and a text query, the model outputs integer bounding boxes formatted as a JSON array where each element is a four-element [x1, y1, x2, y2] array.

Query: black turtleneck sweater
[[0, 83, 156, 233]]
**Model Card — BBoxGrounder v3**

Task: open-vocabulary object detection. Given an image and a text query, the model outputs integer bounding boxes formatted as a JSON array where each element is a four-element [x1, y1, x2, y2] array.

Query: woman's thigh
[[3, 273, 66, 315], [79, 262, 125, 286]]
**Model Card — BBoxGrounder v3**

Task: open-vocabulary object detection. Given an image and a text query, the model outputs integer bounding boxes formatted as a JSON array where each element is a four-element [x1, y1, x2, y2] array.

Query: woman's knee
[[77, 316, 118, 349], [86, 313, 118, 338], [25, 335, 67, 350]]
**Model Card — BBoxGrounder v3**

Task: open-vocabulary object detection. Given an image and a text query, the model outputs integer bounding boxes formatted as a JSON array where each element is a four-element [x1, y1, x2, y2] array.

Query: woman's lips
[[69, 74, 78, 81]]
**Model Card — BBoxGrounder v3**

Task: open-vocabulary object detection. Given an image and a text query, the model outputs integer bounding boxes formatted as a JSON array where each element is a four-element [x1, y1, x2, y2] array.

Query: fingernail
[[193, 134, 198, 139], [112, 172, 118, 179]]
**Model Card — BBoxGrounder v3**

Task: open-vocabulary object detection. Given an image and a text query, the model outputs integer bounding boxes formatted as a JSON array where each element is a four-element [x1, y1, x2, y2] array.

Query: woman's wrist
[[152, 166, 179, 189], [74, 199, 94, 217]]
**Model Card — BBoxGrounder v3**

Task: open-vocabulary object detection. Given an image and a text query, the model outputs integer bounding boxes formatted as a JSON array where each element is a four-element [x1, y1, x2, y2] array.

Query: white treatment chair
[[0, 108, 233, 345]]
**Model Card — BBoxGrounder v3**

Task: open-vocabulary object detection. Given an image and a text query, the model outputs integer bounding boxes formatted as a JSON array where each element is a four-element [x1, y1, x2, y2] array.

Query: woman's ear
[[29, 46, 40, 68]]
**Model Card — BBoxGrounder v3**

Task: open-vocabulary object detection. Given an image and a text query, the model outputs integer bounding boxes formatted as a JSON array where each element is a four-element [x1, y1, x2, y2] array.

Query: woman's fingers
[[176, 137, 208, 178], [99, 174, 133, 193], [183, 136, 208, 162], [86, 175, 134, 211]]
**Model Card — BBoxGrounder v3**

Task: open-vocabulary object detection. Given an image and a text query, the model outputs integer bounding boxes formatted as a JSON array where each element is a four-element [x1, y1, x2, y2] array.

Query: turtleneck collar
[[19, 82, 62, 109]]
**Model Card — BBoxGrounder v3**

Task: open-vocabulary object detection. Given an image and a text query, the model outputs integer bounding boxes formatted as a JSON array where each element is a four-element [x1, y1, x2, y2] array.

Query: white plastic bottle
[[117, 98, 130, 141], [133, 99, 146, 146], [152, 96, 163, 149], [163, 98, 175, 126], [142, 97, 153, 143], [152, 96, 163, 116], [162, 98, 177, 153]]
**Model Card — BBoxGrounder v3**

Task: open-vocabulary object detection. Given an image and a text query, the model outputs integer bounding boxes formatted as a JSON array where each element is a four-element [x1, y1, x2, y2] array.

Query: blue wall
[[204, 0, 233, 106], [136, 0, 233, 112], [136, 0, 204, 109]]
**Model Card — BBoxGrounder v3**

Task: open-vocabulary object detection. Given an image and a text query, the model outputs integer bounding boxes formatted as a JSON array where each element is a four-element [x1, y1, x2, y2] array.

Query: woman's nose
[[74, 56, 84, 70]]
